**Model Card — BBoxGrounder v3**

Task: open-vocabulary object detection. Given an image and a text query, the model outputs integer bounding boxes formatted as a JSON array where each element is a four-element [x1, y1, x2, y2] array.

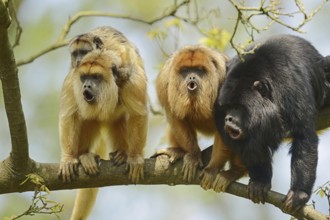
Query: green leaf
[[199, 28, 230, 51]]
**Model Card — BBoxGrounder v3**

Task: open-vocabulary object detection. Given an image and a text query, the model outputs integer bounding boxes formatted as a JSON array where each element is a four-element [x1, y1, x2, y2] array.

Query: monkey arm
[[58, 113, 81, 182], [247, 162, 272, 204], [200, 133, 233, 190], [126, 114, 148, 183], [165, 117, 203, 182]]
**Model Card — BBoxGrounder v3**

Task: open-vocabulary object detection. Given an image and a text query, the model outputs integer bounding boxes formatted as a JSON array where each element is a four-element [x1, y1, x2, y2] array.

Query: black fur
[[215, 34, 330, 212]]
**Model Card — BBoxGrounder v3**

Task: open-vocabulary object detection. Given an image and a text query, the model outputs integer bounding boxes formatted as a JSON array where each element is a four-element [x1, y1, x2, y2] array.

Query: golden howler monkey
[[58, 26, 148, 220], [154, 45, 247, 189]]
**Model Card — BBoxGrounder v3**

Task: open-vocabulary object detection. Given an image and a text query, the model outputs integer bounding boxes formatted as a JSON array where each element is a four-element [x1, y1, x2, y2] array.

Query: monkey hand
[[182, 152, 203, 182], [248, 179, 271, 204], [282, 189, 309, 213], [150, 147, 186, 164], [110, 150, 127, 165], [126, 155, 144, 184], [58, 158, 79, 183], [79, 152, 101, 176], [200, 167, 218, 190], [212, 171, 234, 193]]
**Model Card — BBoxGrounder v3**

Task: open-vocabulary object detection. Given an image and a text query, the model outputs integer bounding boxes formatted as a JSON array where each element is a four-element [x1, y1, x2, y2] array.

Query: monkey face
[[73, 50, 120, 120], [165, 47, 227, 119], [179, 66, 206, 94], [80, 74, 103, 104], [69, 33, 104, 68]]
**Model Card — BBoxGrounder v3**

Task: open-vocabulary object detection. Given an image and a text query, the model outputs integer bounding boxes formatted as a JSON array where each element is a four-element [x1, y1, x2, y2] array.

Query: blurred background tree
[[1, 0, 330, 219]]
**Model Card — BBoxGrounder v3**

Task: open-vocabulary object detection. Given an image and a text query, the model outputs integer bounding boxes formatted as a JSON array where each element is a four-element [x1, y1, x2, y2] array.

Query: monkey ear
[[252, 80, 271, 98], [211, 58, 219, 70]]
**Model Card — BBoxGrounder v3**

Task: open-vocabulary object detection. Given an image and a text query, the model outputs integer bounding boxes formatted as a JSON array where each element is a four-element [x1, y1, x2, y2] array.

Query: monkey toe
[[212, 173, 232, 193], [58, 159, 79, 182], [79, 153, 100, 176], [200, 170, 216, 190], [128, 164, 144, 184], [248, 180, 271, 204], [182, 153, 203, 182], [151, 148, 186, 164], [110, 151, 127, 166], [127, 156, 144, 183]]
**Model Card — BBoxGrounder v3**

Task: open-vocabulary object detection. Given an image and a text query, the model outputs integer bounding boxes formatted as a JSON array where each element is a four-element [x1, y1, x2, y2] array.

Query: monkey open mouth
[[187, 81, 198, 91], [83, 89, 96, 103], [224, 123, 244, 140]]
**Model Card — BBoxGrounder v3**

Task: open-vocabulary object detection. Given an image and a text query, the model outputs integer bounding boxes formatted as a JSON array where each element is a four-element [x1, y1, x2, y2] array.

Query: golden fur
[[155, 45, 246, 189], [58, 26, 148, 220]]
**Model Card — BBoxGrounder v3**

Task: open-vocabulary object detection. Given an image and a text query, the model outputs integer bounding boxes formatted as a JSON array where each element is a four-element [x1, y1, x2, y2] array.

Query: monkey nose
[[187, 81, 198, 91]]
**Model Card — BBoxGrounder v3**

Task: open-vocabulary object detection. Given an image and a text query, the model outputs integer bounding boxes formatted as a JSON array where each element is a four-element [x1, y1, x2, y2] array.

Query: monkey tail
[[70, 135, 109, 220], [71, 188, 99, 220]]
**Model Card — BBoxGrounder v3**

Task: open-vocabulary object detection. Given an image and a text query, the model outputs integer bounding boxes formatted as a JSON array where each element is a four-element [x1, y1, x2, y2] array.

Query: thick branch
[[0, 149, 328, 220], [0, 0, 29, 171]]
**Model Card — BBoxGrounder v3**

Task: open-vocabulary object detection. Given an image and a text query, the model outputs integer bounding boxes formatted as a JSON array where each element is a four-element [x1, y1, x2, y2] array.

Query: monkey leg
[[200, 134, 230, 190], [168, 119, 203, 182], [109, 116, 129, 166], [70, 188, 98, 220], [126, 114, 147, 183]]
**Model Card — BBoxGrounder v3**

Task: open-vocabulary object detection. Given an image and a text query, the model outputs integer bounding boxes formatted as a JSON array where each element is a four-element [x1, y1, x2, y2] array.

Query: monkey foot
[[150, 147, 186, 163], [79, 152, 100, 176], [110, 150, 127, 166], [58, 158, 79, 183], [127, 155, 144, 184], [182, 152, 203, 182]]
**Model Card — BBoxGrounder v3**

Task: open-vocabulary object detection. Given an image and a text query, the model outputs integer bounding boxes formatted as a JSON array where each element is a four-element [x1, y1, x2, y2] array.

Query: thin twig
[[16, 0, 191, 67]]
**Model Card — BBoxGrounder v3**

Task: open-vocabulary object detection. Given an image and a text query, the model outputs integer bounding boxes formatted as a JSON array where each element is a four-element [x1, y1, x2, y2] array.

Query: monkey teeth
[[187, 81, 198, 91]]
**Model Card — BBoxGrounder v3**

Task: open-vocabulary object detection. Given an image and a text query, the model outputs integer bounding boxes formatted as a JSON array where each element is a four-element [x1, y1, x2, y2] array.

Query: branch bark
[[1, 1, 330, 220], [0, 0, 30, 173], [0, 149, 328, 220]]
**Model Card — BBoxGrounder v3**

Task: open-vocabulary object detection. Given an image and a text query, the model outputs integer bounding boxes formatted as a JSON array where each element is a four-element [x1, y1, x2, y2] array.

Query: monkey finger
[[112, 151, 127, 166], [128, 164, 143, 184], [213, 174, 229, 193]]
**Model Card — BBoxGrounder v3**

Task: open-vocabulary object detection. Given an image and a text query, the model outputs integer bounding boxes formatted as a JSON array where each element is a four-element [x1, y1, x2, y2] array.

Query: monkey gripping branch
[[0, 1, 330, 220]]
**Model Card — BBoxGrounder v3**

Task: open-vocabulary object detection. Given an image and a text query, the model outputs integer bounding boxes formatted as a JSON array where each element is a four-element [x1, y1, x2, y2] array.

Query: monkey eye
[[252, 80, 271, 98], [80, 74, 103, 82], [179, 66, 205, 75]]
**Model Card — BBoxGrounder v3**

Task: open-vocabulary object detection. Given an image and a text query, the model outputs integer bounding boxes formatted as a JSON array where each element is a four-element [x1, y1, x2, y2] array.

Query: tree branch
[[16, 0, 191, 67], [227, 0, 328, 55], [0, 0, 30, 172], [0, 148, 328, 220]]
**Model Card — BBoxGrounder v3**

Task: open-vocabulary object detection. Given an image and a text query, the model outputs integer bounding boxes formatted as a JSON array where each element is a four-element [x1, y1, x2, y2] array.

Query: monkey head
[[215, 59, 284, 163], [72, 49, 123, 120], [165, 45, 227, 119], [69, 33, 104, 68]]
